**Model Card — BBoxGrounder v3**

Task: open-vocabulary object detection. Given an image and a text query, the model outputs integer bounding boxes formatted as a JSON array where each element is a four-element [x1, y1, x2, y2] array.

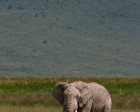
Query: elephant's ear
[[78, 86, 92, 107], [52, 82, 68, 105]]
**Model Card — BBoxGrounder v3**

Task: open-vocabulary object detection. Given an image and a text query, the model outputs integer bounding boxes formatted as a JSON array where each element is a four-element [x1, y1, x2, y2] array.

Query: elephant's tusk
[[74, 110, 77, 112]]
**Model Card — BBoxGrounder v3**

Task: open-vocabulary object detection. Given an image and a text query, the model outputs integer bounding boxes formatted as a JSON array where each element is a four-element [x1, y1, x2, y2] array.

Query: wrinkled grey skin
[[52, 81, 111, 112]]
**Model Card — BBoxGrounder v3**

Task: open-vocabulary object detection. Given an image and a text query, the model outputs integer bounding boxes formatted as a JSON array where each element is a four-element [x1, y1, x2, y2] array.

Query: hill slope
[[0, 0, 140, 77]]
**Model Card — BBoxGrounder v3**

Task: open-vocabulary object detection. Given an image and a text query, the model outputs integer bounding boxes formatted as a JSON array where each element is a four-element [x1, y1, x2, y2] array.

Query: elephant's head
[[52, 81, 92, 112]]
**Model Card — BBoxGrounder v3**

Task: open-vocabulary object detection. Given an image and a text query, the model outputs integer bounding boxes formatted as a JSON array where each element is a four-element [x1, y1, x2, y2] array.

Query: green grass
[[0, 78, 139, 94], [0, 81, 54, 93]]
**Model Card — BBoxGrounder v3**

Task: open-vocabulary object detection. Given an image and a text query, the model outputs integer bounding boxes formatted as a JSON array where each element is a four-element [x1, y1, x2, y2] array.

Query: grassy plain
[[0, 77, 139, 109], [0, 77, 139, 94]]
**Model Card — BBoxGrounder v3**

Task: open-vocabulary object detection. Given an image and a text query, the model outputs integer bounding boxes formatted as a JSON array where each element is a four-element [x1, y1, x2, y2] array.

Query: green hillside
[[0, 0, 140, 77]]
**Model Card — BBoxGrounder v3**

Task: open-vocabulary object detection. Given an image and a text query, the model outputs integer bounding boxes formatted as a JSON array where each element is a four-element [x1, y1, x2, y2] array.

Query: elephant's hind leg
[[103, 98, 111, 112], [103, 107, 111, 112], [102, 104, 111, 112]]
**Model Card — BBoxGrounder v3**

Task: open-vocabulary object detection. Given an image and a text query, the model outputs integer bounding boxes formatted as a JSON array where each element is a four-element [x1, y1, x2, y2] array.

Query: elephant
[[52, 81, 111, 112]]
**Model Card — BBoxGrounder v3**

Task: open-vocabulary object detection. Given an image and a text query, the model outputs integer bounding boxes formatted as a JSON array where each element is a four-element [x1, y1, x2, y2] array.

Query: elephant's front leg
[[79, 99, 92, 112]]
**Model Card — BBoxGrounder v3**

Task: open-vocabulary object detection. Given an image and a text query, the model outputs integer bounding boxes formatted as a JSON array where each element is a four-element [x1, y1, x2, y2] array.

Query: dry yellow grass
[[112, 110, 140, 112], [0, 105, 139, 112], [0, 94, 139, 109]]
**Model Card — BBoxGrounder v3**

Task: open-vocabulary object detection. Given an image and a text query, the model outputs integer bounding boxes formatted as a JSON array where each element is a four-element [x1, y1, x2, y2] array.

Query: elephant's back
[[89, 82, 111, 106], [89, 82, 109, 93], [89, 82, 104, 88]]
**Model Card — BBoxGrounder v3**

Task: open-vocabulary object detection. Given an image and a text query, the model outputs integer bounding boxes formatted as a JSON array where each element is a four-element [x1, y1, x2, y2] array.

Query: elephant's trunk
[[64, 99, 78, 112]]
